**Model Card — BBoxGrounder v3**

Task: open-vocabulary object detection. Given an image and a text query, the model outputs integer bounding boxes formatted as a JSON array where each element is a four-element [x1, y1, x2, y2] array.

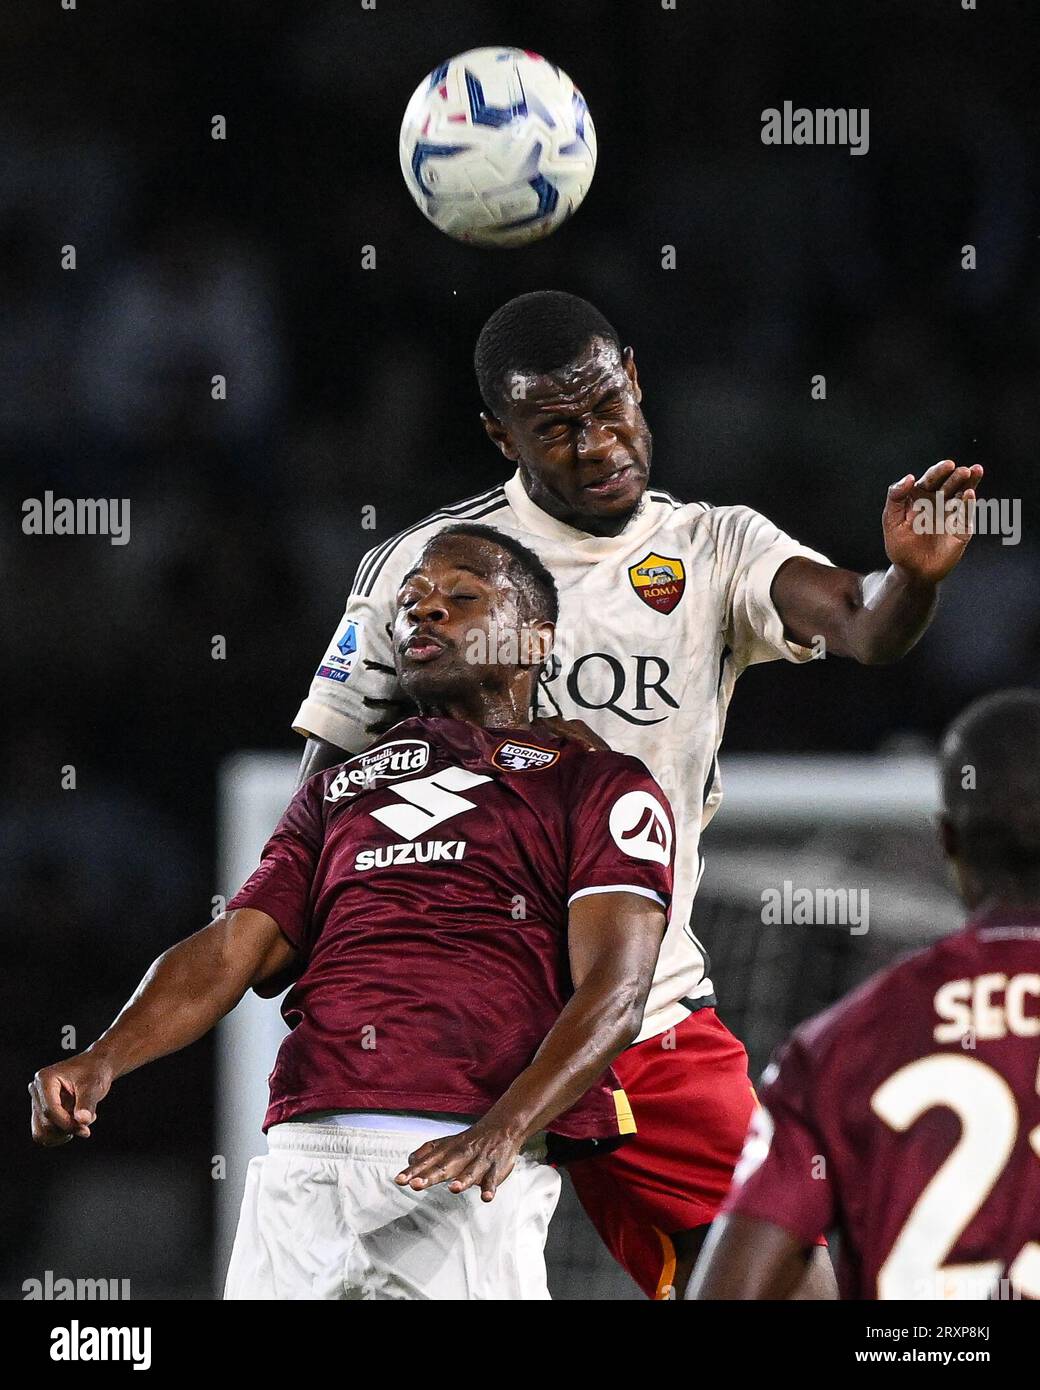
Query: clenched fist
[[29, 1054, 114, 1147]]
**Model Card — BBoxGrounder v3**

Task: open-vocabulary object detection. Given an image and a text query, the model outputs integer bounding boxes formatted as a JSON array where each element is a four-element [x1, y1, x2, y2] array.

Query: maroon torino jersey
[[723, 911, 1040, 1299], [228, 717, 674, 1140]]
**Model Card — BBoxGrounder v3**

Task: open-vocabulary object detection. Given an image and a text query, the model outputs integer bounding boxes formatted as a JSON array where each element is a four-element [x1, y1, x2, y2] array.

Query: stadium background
[[4, 0, 1037, 1298]]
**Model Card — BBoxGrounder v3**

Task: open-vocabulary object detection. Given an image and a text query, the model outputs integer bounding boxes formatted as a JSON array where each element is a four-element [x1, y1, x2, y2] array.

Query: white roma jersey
[[293, 470, 832, 1044]]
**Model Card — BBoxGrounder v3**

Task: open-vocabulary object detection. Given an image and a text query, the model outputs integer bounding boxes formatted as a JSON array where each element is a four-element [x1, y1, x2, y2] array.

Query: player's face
[[392, 535, 550, 708], [482, 338, 651, 533]]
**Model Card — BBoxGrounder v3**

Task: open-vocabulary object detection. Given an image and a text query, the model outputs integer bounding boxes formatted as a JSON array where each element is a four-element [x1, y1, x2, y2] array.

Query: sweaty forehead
[[412, 534, 516, 585], [508, 337, 624, 413]]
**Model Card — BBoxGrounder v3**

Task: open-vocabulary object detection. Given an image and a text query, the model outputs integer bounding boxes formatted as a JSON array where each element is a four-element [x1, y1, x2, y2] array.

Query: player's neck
[[415, 684, 532, 731], [519, 469, 638, 538], [967, 885, 1040, 920]]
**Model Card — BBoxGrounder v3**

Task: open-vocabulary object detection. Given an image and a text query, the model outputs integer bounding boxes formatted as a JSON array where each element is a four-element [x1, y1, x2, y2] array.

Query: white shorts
[[224, 1122, 562, 1300]]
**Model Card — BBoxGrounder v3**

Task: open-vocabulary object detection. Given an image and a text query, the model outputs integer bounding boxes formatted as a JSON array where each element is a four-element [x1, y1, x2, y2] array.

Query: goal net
[[214, 749, 956, 1299]]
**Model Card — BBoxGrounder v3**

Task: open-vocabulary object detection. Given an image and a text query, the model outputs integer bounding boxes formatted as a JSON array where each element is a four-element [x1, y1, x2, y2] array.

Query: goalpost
[[214, 749, 952, 1298]]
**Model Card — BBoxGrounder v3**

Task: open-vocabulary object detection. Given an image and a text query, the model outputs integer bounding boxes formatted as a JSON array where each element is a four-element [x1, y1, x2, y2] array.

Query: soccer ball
[[399, 47, 597, 248]]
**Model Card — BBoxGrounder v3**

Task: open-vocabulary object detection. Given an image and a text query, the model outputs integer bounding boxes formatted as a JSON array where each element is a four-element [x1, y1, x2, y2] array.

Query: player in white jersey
[[292, 291, 982, 1298]]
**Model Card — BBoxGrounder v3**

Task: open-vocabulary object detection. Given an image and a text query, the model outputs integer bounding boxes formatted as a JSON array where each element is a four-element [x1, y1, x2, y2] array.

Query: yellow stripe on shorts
[[612, 1087, 637, 1135]]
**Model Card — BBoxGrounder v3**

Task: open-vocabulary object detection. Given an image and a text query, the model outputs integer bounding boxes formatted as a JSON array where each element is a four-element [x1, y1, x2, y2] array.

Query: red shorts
[[568, 1007, 757, 1299]]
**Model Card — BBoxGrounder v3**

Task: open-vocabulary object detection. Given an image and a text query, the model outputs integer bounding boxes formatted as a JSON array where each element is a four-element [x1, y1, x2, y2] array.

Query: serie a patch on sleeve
[[317, 620, 361, 684]]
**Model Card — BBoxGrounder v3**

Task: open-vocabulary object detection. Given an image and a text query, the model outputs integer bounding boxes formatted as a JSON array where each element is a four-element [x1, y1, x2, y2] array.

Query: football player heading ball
[[296, 290, 983, 1299]]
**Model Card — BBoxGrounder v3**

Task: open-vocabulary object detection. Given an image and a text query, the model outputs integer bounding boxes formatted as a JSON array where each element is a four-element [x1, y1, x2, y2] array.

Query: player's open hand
[[882, 459, 985, 584], [29, 1055, 114, 1147], [394, 1122, 522, 1202]]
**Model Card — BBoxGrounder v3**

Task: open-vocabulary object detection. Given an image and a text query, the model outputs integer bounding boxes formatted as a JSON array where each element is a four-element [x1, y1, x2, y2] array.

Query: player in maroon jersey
[[29, 525, 675, 1299], [690, 688, 1040, 1301]]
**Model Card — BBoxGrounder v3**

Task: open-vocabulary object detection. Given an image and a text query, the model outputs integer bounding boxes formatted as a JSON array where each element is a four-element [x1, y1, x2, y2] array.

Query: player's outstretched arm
[[395, 890, 664, 1201], [29, 908, 297, 1148], [772, 459, 984, 663], [687, 1213, 812, 1300]]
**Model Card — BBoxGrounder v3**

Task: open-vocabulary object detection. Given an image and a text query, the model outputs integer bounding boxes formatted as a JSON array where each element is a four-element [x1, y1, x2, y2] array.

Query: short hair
[[940, 689, 1040, 878], [474, 290, 622, 414], [430, 522, 558, 626]]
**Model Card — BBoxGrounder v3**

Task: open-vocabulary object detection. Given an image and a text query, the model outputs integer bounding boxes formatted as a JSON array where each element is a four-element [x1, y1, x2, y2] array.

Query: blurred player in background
[[690, 688, 1040, 1301], [30, 526, 673, 1300], [293, 290, 983, 1298]]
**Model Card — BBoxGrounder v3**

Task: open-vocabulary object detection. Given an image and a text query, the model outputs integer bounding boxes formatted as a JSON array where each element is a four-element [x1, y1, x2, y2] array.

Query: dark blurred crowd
[[3, 0, 1037, 1295]]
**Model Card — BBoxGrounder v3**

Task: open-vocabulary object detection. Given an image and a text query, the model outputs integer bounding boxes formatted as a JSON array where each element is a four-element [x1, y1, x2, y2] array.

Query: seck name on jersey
[[933, 971, 1040, 1042], [354, 840, 466, 871]]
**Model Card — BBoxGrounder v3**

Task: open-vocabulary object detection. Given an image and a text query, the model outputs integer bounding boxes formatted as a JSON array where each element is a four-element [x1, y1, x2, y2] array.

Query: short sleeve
[[707, 506, 834, 671], [291, 547, 403, 755], [565, 755, 674, 911], [227, 775, 325, 954], [721, 1036, 836, 1244]]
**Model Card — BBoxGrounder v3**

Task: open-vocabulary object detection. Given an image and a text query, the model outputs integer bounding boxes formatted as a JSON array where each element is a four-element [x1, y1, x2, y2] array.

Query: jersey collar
[[966, 903, 1040, 933], [503, 469, 668, 556]]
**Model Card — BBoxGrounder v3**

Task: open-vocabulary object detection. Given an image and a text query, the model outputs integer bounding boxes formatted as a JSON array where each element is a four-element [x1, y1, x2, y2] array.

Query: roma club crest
[[627, 552, 686, 615]]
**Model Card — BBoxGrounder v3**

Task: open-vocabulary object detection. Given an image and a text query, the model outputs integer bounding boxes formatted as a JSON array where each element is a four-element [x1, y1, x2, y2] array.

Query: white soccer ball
[[399, 47, 597, 248]]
